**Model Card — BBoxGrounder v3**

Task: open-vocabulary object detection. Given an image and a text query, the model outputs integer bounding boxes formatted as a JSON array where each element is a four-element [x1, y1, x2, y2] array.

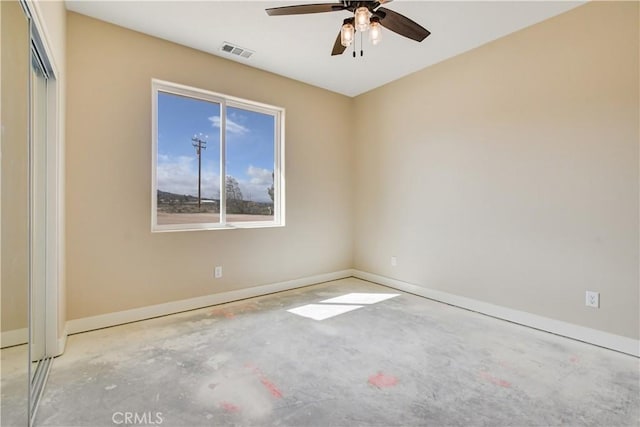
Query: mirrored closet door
[[1, 1, 56, 425], [29, 33, 53, 424]]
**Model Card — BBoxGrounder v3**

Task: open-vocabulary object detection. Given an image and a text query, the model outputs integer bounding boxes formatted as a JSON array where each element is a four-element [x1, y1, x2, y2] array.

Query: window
[[151, 80, 285, 232]]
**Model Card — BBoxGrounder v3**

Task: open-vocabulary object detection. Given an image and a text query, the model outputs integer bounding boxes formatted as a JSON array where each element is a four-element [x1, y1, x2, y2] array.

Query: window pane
[[225, 106, 275, 223], [156, 92, 221, 226]]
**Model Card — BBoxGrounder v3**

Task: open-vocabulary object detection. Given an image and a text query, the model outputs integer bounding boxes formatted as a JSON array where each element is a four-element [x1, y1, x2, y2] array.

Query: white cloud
[[209, 116, 249, 136], [157, 155, 219, 198], [247, 165, 272, 185], [234, 165, 273, 203]]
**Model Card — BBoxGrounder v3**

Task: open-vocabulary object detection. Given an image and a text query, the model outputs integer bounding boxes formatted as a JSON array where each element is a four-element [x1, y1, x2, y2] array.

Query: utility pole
[[192, 134, 207, 210]]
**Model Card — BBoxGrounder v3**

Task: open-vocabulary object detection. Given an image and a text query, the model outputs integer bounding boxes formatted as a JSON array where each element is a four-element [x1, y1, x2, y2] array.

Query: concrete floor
[[32, 278, 639, 426], [1, 344, 29, 426]]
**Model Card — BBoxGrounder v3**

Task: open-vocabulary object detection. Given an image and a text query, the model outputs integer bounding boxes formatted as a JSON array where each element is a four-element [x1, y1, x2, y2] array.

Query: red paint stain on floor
[[368, 372, 398, 389], [238, 302, 260, 313], [209, 308, 235, 319], [246, 364, 283, 399], [569, 356, 579, 363], [220, 401, 240, 413], [479, 371, 511, 388], [260, 376, 283, 398], [209, 302, 259, 318]]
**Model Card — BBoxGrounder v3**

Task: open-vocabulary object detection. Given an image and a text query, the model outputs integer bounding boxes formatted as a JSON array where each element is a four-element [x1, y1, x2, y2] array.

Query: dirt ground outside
[[157, 212, 274, 225]]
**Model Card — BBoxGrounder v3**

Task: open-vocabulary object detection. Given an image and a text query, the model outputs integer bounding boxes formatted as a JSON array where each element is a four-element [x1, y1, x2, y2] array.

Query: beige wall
[[354, 2, 639, 339], [65, 13, 354, 320]]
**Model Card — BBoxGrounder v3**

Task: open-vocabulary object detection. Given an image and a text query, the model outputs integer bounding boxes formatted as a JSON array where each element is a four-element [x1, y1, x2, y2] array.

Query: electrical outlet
[[391, 256, 397, 267], [214, 266, 223, 279], [585, 291, 599, 308]]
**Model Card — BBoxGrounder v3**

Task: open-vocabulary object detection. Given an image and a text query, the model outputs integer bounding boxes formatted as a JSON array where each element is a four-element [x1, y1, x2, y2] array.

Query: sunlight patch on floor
[[286, 304, 363, 321], [320, 293, 400, 305]]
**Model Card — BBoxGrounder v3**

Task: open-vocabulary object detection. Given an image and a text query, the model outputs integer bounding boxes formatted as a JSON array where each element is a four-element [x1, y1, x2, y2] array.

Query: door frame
[[21, 0, 64, 357]]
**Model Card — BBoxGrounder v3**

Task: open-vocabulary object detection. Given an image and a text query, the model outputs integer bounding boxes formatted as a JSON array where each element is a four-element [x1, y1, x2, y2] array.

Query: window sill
[[151, 222, 285, 233]]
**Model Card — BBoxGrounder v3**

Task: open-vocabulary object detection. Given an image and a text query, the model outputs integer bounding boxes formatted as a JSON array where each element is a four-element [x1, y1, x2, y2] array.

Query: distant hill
[[157, 189, 272, 215], [157, 190, 218, 203]]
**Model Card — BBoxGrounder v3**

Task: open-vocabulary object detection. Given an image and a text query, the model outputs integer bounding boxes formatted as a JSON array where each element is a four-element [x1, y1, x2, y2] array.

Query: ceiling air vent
[[220, 42, 254, 60]]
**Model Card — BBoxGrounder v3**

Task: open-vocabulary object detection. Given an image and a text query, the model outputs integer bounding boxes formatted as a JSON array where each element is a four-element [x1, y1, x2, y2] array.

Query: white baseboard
[[353, 270, 639, 357], [1, 327, 67, 355], [66, 270, 353, 335], [1, 328, 67, 354], [1, 328, 28, 348], [62, 268, 639, 358], [55, 327, 67, 356]]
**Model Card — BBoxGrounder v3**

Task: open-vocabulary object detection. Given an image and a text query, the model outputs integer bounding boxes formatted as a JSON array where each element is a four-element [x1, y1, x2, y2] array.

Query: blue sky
[[157, 91, 275, 202]]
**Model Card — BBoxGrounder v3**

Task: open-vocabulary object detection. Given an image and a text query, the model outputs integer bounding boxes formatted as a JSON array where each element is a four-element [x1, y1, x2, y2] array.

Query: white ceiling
[[65, 1, 584, 97]]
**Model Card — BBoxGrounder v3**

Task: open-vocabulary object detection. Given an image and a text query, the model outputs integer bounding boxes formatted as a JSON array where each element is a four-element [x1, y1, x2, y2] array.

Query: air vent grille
[[220, 42, 254, 60]]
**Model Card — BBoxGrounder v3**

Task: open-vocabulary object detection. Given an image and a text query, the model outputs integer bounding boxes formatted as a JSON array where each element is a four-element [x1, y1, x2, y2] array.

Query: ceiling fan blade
[[376, 7, 430, 42], [331, 32, 347, 56], [370, 0, 392, 12], [266, 3, 346, 16]]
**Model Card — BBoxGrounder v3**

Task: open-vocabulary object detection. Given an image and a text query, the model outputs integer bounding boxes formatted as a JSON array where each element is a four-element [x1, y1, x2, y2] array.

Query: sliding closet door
[[30, 49, 48, 366], [0, 1, 31, 426], [27, 50, 51, 427]]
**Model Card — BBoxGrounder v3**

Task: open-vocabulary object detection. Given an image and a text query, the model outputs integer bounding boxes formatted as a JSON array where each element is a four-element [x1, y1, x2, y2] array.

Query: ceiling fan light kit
[[354, 6, 371, 32], [369, 17, 382, 45], [340, 18, 355, 47], [265, 1, 430, 57]]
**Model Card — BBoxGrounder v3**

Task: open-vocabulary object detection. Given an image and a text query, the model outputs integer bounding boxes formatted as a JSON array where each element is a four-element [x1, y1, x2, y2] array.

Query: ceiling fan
[[265, 1, 430, 56]]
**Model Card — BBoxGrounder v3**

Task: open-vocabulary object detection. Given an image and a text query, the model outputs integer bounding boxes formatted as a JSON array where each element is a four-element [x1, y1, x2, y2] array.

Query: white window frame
[[151, 79, 285, 232]]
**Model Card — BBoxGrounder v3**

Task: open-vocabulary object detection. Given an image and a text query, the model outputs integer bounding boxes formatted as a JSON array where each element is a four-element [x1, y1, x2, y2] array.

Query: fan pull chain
[[360, 31, 364, 57]]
